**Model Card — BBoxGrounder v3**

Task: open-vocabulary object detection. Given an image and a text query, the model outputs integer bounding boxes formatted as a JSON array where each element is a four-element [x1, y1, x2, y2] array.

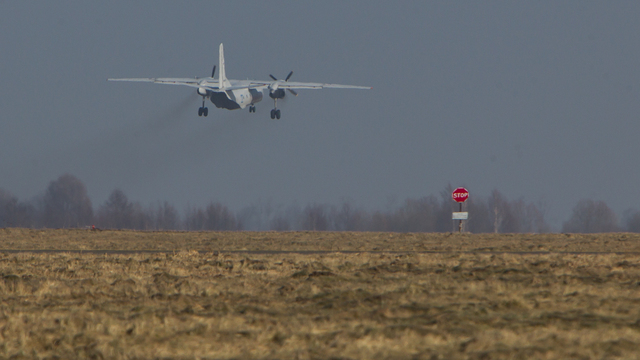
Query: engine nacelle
[[269, 88, 285, 99], [249, 88, 263, 103], [197, 87, 208, 96]]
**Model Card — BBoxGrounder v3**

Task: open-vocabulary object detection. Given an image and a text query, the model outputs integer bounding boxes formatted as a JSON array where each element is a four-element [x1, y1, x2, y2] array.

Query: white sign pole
[[458, 202, 462, 233]]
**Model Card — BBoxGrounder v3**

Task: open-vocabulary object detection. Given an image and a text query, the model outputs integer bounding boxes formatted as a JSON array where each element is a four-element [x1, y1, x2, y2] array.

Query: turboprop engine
[[269, 87, 286, 99], [268, 71, 298, 100], [197, 87, 208, 97]]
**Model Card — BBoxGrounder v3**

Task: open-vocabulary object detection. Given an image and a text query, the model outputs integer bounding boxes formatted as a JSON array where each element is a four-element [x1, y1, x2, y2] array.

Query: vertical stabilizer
[[218, 43, 227, 89]]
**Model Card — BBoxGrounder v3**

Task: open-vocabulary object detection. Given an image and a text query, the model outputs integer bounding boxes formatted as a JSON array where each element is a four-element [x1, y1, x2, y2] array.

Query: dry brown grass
[[1, 230, 640, 359], [2, 228, 640, 253]]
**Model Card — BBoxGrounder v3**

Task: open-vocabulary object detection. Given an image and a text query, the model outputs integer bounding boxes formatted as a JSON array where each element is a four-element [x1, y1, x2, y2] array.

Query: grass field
[[1, 229, 640, 359], [2, 228, 640, 252]]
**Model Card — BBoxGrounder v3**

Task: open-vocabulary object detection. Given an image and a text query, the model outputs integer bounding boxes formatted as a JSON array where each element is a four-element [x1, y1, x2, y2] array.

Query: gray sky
[[1, 1, 639, 229]]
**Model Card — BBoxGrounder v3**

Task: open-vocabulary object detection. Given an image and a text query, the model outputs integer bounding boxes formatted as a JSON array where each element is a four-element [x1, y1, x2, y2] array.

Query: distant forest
[[1, 174, 639, 233]]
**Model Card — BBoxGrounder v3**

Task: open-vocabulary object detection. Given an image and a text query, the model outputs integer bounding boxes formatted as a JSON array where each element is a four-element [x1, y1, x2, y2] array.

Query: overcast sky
[[1, 1, 639, 229]]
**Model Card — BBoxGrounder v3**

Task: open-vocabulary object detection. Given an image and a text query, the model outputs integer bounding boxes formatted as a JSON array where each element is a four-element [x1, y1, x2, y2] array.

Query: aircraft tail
[[219, 43, 227, 89]]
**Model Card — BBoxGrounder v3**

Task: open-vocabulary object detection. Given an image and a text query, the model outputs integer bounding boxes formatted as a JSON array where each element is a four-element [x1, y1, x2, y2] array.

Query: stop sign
[[452, 187, 469, 203]]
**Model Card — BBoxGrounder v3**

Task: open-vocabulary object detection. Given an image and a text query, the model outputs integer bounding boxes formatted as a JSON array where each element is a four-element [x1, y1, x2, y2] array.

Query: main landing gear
[[270, 98, 281, 119], [198, 98, 208, 117]]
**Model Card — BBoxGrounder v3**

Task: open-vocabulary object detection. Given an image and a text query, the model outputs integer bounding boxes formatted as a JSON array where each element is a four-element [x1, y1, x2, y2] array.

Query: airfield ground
[[1, 229, 640, 359]]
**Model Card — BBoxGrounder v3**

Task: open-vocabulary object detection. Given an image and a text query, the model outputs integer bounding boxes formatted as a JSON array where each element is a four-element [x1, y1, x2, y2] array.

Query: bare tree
[[624, 209, 640, 233], [483, 190, 549, 233], [0, 189, 36, 228], [206, 202, 239, 230], [0, 189, 15, 227], [43, 174, 93, 228], [270, 216, 291, 231], [521, 201, 550, 233], [391, 196, 442, 232], [184, 205, 207, 230], [301, 203, 330, 231], [154, 201, 180, 230], [237, 200, 278, 230], [370, 210, 391, 232], [333, 201, 370, 231], [562, 199, 619, 233], [130, 202, 154, 230], [466, 197, 493, 233], [184, 202, 240, 231], [488, 190, 520, 233], [96, 189, 133, 229]]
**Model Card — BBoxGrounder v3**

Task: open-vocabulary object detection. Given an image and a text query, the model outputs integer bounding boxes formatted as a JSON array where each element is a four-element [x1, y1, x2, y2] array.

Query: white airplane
[[108, 43, 371, 119]]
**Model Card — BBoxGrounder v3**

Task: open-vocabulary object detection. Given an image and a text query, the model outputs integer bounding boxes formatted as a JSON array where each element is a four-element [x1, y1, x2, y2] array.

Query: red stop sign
[[452, 187, 469, 203]]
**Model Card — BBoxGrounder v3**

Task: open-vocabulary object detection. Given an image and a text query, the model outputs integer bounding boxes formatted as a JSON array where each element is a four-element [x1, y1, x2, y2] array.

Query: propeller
[[211, 65, 216, 78], [269, 71, 298, 97]]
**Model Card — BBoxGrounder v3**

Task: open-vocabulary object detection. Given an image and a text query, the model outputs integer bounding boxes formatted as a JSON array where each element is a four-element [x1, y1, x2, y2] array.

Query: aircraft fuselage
[[209, 88, 263, 110], [196, 79, 263, 110]]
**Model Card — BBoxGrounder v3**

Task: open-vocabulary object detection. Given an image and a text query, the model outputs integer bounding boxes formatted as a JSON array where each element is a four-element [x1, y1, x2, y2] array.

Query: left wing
[[108, 78, 203, 88], [107, 78, 268, 92]]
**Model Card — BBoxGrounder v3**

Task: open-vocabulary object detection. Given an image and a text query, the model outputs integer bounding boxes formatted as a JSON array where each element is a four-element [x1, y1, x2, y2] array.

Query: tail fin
[[218, 43, 227, 89]]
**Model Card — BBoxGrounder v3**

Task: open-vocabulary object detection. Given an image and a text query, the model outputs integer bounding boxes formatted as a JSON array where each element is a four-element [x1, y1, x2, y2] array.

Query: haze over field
[[1, 2, 640, 229]]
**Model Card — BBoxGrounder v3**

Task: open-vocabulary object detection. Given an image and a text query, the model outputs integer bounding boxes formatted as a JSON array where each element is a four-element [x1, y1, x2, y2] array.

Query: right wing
[[278, 82, 372, 90], [248, 80, 372, 90]]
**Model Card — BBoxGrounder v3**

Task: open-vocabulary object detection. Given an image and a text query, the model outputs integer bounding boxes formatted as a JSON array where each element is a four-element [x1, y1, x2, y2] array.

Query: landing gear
[[270, 98, 281, 119], [270, 109, 281, 119], [198, 98, 208, 117], [249, 105, 256, 113]]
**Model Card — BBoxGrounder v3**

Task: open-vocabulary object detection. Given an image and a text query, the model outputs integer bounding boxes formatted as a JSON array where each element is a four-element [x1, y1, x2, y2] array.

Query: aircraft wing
[[108, 78, 202, 87], [279, 82, 372, 90], [249, 81, 372, 90], [108, 78, 269, 92]]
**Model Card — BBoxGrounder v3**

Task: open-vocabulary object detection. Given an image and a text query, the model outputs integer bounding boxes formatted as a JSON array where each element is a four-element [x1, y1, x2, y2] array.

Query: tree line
[[0, 174, 638, 233]]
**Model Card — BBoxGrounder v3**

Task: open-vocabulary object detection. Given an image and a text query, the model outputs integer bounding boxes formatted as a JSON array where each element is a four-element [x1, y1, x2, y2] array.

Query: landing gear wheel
[[270, 109, 276, 119], [275, 109, 281, 119], [199, 97, 207, 117]]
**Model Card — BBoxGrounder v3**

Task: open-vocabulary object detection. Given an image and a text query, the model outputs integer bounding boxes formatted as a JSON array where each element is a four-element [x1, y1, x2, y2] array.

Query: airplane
[[108, 43, 372, 119]]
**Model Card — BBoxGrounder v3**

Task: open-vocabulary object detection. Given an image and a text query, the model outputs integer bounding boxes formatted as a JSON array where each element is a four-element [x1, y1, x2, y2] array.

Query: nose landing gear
[[249, 105, 256, 113]]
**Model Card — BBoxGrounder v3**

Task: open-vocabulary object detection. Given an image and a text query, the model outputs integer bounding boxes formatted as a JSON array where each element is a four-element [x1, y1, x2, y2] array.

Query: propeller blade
[[287, 89, 298, 96], [269, 74, 278, 81], [285, 71, 293, 81], [211, 65, 216, 78]]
